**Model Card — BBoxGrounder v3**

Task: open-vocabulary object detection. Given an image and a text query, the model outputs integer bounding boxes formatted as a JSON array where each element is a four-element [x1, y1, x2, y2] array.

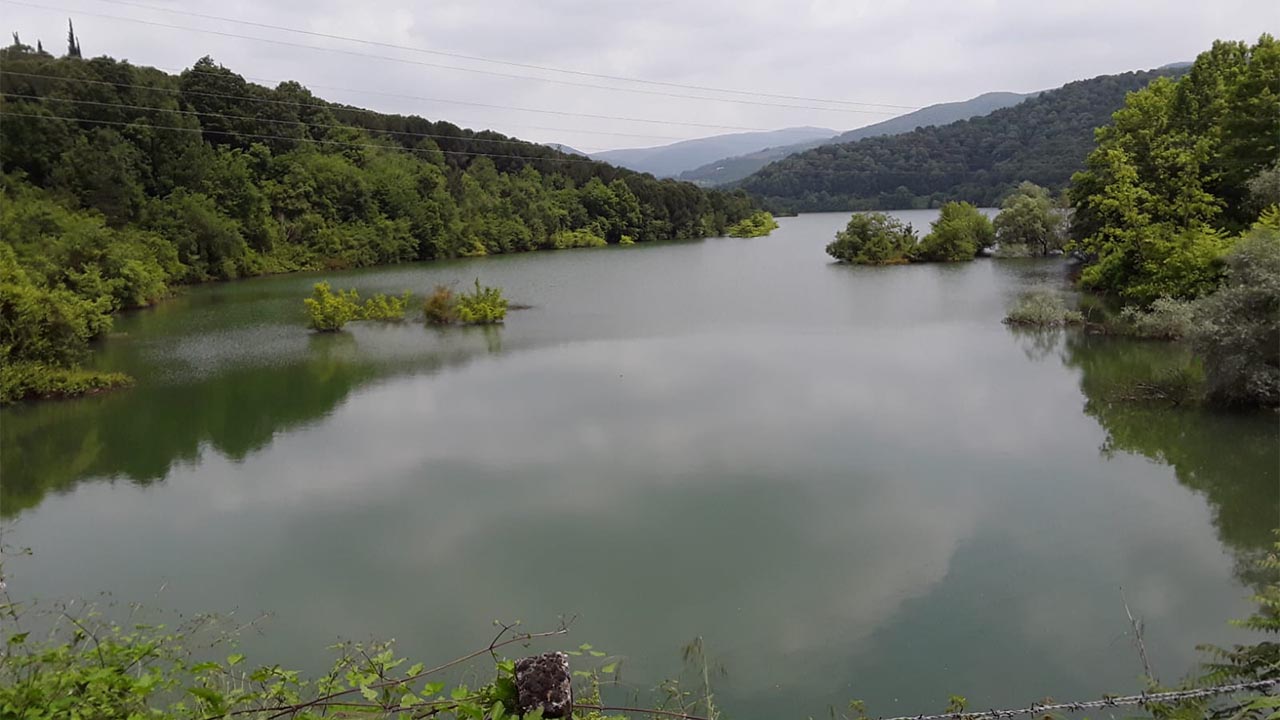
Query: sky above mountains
[[5, 0, 1274, 151]]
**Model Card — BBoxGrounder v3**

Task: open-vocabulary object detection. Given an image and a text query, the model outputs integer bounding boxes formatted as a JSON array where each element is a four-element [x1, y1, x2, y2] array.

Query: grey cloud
[[3, 0, 1274, 150]]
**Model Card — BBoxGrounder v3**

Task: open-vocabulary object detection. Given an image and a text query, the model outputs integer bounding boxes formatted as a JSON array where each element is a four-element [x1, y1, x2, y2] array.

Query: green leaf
[[588, 651, 605, 657], [424, 681, 445, 696], [406, 662, 425, 677], [400, 692, 418, 708], [451, 685, 470, 700], [491, 700, 506, 720], [6, 632, 27, 645], [601, 663, 617, 674], [360, 685, 378, 701], [227, 653, 245, 667], [578, 643, 593, 651]]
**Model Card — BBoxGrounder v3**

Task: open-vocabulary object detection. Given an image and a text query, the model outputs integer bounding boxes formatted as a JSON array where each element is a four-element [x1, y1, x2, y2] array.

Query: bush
[[1004, 290, 1085, 326], [303, 281, 360, 332], [548, 229, 607, 249], [1119, 297, 1197, 339], [826, 212, 916, 264], [0, 361, 132, 403], [912, 202, 994, 262], [361, 292, 412, 321], [993, 182, 1066, 255], [455, 278, 508, 325], [1190, 215, 1280, 407], [726, 211, 779, 238], [423, 285, 458, 325]]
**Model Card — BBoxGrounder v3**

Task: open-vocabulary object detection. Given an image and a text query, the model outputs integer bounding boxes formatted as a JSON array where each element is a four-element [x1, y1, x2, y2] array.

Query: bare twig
[[1121, 586, 1157, 684], [219, 620, 574, 720]]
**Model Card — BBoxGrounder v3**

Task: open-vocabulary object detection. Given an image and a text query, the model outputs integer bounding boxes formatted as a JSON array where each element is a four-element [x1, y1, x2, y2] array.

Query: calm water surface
[[2, 210, 1277, 717]]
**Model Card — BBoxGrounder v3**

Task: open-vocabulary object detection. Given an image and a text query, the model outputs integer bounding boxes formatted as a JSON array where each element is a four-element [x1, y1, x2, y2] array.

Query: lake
[[2, 210, 1276, 718]]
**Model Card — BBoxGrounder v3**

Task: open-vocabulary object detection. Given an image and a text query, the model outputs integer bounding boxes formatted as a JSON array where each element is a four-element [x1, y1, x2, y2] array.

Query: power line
[[3, 0, 904, 116], [149, 65, 693, 142], [0, 110, 619, 165], [0, 92, 606, 152], [0, 68, 776, 132], [55, 0, 921, 111]]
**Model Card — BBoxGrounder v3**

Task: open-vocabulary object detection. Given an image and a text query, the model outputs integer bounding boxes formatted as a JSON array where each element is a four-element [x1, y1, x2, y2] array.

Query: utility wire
[[3, 0, 904, 116], [0, 68, 777, 132], [0, 92, 607, 152], [0, 111, 620, 165], [46, 0, 920, 111], [143, 64, 693, 142]]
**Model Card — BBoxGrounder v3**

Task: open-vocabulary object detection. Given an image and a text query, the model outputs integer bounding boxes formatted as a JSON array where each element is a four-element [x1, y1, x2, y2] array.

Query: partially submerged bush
[[423, 285, 458, 325], [912, 202, 995, 262], [726, 211, 779, 238], [826, 212, 916, 264], [1119, 297, 1197, 339], [549, 229, 607, 250], [0, 361, 132, 403], [303, 281, 360, 331], [361, 291, 412, 321], [1004, 290, 1085, 326], [456, 278, 508, 325]]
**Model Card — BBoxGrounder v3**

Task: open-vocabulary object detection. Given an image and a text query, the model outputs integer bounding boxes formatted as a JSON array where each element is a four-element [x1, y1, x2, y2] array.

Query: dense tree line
[[738, 68, 1183, 212], [1067, 35, 1279, 407], [0, 45, 756, 401]]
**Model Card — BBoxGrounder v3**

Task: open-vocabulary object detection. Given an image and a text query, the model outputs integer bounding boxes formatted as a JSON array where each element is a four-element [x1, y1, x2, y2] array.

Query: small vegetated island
[[303, 279, 508, 332]]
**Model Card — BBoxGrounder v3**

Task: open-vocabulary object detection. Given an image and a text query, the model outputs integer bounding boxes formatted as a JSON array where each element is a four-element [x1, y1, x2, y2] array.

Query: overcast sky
[[5, 0, 1277, 151]]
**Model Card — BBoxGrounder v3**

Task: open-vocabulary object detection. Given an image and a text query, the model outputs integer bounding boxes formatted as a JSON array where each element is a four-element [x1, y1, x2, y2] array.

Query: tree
[[994, 182, 1065, 255], [1190, 212, 1280, 407], [302, 282, 360, 332], [912, 202, 994, 262], [65, 18, 80, 58], [825, 212, 915, 264]]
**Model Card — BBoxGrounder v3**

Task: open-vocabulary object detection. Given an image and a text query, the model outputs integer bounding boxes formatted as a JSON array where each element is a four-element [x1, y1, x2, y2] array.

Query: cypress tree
[[66, 19, 81, 58]]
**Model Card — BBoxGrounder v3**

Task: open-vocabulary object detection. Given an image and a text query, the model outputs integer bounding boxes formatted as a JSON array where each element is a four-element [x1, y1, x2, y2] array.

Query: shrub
[[360, 291, 412, 321], [1003, 290, 1085, 326], [993, 182, 1066, 255], [726, 211, 779, 238], [826, 212, 916, 264], [912, 202, 994, 262], [303, 281, 360, 332], [453, 278, 506, 322], [0, 361, 132, 403], [423, 285, 458, 325], [1118, 297, 1197, 339], [455, 278, 508, 325], [548, 229, 607, 249], [1190, 215, 1280, 407]]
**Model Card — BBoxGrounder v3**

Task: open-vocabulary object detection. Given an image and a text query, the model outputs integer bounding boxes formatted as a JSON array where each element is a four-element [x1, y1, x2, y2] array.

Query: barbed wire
[[868, 678, 1280, 720]]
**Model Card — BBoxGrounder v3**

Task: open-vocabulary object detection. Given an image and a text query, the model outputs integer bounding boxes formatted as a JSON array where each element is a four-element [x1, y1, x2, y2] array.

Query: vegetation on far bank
[[0, 45, 758, 404]]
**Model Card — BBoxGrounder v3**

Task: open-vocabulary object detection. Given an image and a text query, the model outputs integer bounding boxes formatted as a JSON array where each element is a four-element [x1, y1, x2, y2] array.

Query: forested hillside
[[678, 91, 1033, 186], [738, 68, 1183, 211], [0, 45, 755, 401]]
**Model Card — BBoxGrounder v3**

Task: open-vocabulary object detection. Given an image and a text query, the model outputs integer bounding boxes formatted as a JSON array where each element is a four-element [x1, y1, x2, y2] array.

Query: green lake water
[[2, 210, 1277, 717]]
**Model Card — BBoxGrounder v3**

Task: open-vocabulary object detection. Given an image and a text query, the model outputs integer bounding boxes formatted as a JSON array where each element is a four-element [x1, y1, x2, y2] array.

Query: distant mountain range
[[678, 91, 1038, 186], [737, 67, 1187, 211], [588, 127, 838, 178]]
